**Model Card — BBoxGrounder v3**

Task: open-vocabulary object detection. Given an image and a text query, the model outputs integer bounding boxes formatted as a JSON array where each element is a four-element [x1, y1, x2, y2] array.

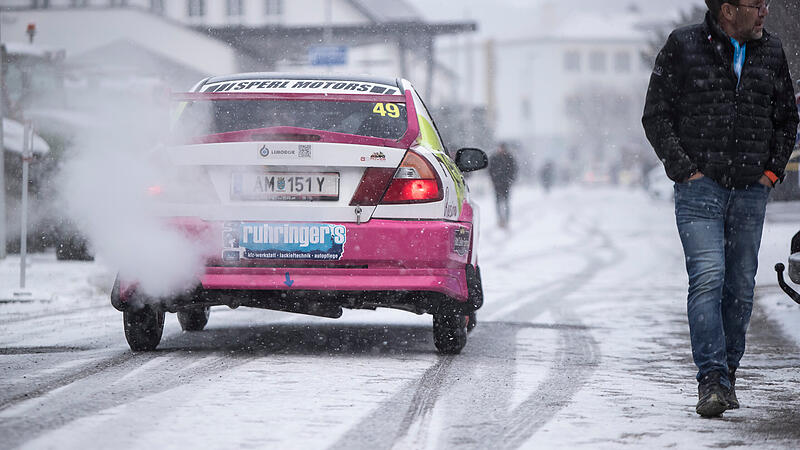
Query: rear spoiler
[[170, 90, 419, 149]]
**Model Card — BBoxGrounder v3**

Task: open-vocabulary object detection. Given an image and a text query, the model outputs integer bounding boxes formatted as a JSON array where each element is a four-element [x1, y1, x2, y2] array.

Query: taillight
[[380, 151, 442, 204], [350, 168, 395, 206]]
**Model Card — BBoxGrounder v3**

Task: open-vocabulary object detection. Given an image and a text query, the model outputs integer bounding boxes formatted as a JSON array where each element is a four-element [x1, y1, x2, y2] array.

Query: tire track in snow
[[0, 350, 145, 412], [325, 357, 455, 450], [431, 226, 612, 449], [494, 325, 600, 449], [328, 324, 519, 450], [484, 227, 618, 448], [329, 211, 614, 449], [391, 355, 456, 449], [0, 329, 265, 448]]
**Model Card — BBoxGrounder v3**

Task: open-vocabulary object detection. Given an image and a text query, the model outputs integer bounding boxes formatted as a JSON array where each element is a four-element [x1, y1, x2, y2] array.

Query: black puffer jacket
[[642, 12, 798, 188]]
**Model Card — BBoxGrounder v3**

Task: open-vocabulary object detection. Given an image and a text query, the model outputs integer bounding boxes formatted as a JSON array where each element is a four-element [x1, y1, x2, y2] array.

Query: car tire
[[177, 306, 211, 332], [433, 309, 468, 354], [467, 312, 477, 333], [123, 305, 165, 351], [466, 264, 484, 311]]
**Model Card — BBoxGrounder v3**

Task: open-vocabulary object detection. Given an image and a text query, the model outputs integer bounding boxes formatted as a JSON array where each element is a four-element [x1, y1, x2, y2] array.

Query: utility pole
[[324, 0, 333, 75], [0, 16, 6, 260], [485, 39, 496, 128]]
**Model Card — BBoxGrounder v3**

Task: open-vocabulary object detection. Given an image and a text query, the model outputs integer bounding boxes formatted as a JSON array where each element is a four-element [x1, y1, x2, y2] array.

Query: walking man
[[489, 142, 518, 228], [642, 0, 798, 417]]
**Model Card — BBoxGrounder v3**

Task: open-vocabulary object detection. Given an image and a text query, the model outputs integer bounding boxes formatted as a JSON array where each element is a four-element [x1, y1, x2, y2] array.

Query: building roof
[[346, 0, 422, 23], [0, 9, 238, 85]]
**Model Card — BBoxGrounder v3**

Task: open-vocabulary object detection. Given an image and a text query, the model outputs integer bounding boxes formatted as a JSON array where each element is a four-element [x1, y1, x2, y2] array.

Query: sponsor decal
[[222, 222, 347, 261], [453, 227, 470, 256], [443, 187, 458, 218], [369, 151, 386, 161], [433, 152, 466, 215], [259, 145, 300, 159], [202, 79, 399, 95], [298, 144, 313, 158]]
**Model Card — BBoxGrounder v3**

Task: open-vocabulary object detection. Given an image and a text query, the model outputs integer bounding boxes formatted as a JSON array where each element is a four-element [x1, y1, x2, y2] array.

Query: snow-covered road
[[2, 186, 799, 449]]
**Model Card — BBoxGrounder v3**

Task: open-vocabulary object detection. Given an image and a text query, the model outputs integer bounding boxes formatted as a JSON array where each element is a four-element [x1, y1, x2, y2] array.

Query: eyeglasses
[[735, 0, 771, 14]]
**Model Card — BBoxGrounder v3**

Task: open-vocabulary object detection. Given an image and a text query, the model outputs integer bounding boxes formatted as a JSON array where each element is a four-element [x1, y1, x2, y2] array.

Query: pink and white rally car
[[111, 74, 487, 354]]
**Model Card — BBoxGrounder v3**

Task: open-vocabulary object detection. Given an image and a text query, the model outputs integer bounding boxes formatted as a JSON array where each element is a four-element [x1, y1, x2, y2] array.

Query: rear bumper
[[202, 266, 468, 301], [114, 218, 473, 307]]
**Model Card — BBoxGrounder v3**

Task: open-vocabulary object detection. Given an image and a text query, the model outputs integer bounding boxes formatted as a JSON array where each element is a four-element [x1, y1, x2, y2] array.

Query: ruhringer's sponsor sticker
[[222, 222, 347, 261]]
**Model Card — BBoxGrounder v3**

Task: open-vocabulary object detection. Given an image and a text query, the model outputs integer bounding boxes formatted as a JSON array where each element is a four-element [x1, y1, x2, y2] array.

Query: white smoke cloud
[[56, 90, 212, 299]]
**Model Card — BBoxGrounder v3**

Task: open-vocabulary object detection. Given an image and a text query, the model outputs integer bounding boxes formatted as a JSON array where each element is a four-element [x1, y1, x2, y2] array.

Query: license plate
[[231, 172, 339, 201]]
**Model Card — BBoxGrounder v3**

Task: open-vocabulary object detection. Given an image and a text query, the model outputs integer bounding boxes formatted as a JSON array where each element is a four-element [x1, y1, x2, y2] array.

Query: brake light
[[380, 151, 442, 204], [147, 185, 163, 196], [350, 168, 396, 206]]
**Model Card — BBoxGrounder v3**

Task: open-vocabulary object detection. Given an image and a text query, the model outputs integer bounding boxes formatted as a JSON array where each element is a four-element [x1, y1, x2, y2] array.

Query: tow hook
[[775, 263, 800, 305], [355, 205, 362, 225]]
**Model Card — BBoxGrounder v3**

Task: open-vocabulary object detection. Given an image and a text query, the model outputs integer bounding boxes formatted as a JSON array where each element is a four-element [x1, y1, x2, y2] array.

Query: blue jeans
[[674, 176, 770, 388]]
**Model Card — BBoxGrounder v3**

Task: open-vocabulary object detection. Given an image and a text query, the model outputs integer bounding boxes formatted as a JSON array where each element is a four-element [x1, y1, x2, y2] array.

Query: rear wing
[[170, 90, 419, 149]]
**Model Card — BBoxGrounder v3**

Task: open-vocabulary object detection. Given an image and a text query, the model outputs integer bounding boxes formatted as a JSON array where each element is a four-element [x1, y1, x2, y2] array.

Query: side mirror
[[455, 147, 488, 172]]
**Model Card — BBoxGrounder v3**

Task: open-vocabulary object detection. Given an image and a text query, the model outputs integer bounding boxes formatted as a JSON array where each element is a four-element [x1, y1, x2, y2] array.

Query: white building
[[0, 7, 241, 90], [0, 0, 475, 103], [501, 13, 654, 163], [437, 8, 678, 178]]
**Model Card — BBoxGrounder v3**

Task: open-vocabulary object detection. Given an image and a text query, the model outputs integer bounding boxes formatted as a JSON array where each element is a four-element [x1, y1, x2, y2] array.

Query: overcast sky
[[406, 0, 705, 40]]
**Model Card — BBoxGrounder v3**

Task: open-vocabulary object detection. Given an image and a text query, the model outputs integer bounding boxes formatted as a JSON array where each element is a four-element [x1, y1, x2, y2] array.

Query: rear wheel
[[467, 312, 477, 333], [433, 310, 468, 354], [177, 306, 211, 331], [123, 305, 165, 351]]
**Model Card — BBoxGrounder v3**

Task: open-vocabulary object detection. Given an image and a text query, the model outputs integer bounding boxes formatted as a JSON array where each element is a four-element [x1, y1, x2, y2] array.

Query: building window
[[589, 51, 606, 72], [614, 52, 631, 73], [563, 51, 580, 72], [227, 0, 244, 16], [69, 0, 89, 6], [32, 0, 50, 8], [265, 0, 283, 15], [109, 0, 129, 6], [150, 0, 164, 14], [188, 0, 205, 17]]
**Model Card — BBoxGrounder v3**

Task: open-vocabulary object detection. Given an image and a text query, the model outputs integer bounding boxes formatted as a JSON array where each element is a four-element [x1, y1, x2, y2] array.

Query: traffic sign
[[309, 46, 348, 66]]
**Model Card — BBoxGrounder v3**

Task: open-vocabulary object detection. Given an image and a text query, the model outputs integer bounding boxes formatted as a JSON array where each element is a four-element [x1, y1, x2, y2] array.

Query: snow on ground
[[2, 183, 800, 449]]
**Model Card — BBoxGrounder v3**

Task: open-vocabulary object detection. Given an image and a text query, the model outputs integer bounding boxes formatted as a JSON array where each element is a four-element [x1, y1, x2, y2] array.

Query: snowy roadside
[[0, 252, 114, 313]]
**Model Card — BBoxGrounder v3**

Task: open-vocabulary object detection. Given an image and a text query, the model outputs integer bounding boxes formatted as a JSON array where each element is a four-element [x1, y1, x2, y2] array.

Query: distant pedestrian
[[642, 0, 798, 417], [540, 160, 555, 193], [489, 143, 518, 228]]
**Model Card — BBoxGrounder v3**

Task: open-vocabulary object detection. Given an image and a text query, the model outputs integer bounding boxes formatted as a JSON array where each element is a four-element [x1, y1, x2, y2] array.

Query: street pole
[[20, 121, 32, 290], [0, 17, 6, 260], [324, 0, 333, 75], [485, 39, 496, 128]]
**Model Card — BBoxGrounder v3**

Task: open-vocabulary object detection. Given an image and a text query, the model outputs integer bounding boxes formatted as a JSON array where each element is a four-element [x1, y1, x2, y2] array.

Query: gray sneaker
[[696, 372, 729, 417], [726, 369, 739, 409]]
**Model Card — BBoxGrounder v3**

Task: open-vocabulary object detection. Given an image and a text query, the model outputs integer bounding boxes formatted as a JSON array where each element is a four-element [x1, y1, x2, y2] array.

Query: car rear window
[[173, 100, 408, 140]]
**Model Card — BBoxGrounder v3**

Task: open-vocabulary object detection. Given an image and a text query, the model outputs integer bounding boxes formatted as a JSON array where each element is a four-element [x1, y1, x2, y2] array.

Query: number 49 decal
[[372, 103, 401, 118]]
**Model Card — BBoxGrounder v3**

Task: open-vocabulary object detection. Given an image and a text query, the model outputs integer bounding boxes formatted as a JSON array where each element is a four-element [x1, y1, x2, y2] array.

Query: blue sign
[[309, 46, 348, 66]]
